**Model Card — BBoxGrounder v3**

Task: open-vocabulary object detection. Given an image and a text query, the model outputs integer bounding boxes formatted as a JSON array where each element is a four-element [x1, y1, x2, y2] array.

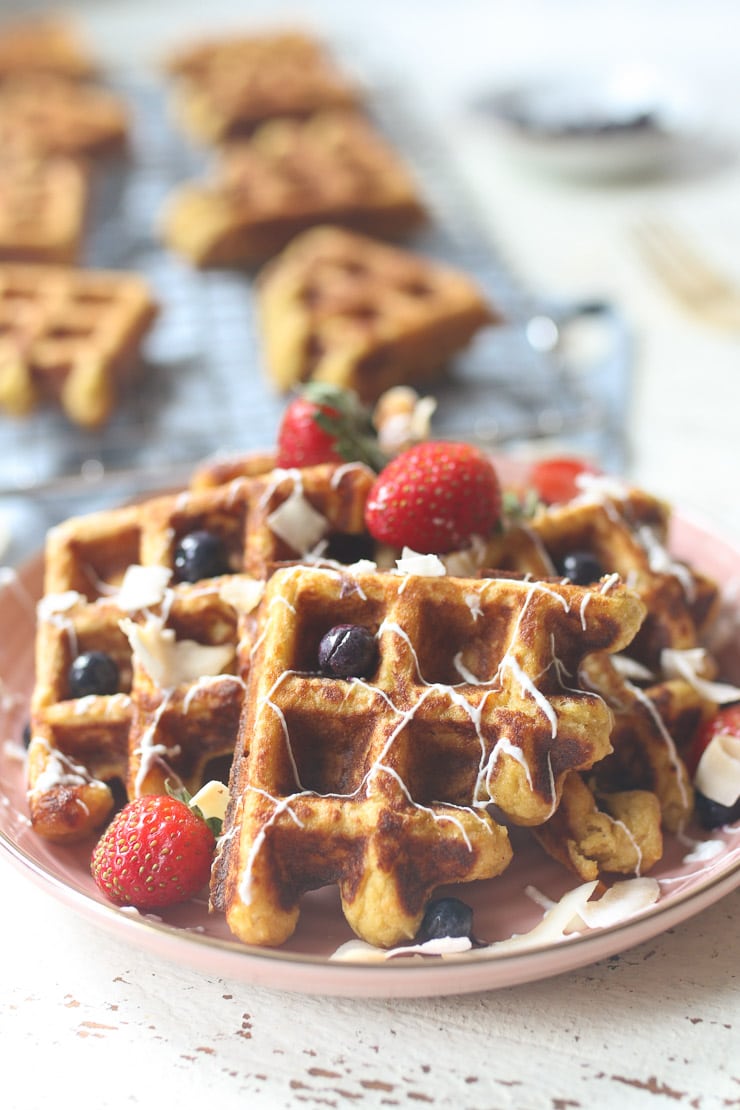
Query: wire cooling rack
[[0, 70, 631, 556]]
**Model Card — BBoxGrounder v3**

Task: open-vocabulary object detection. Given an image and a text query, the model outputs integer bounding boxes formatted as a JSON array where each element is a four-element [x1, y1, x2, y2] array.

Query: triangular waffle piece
[[0, 152, 88, 264], [256, 225, 497, 401], [0, 16, 97, 81], [165, 29, 360, 143], [28, 462, 376, 840], [0, 76, 128, 158], [0, 263, 157, 426], [532, 771, 664, 881], [579, 652, 716, 833], [211, 563, 645, 948], [160, 111, 427, 267]]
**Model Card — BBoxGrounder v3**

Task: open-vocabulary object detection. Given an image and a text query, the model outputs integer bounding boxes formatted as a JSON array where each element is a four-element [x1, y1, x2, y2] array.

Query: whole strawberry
[[91, 793, 216, 910], [276, 383, 386, 471], [365, 441, 502, 553]]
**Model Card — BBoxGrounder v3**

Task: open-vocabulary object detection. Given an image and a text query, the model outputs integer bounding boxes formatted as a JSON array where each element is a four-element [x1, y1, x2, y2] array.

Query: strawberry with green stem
[[276, 383, 387, 471], [364, 440, 502, 554], [91, 786, 220, 911]]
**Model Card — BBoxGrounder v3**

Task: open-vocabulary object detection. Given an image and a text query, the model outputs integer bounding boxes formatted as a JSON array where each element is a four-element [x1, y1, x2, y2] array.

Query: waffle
[[211, 563, 646, 947], [532, 771, 664, 881], [160, 111, 427, 268], [165, 29, 360, 143], [28, 462, 376, 840], [0, 264, 157, 427], [256, 225, 497, 401], [0, 152, 88, 265], [0, 75, 128, 159], [0, 16, 97, 81], [579, 652, 715, 833], [467, 481, 719, 671]]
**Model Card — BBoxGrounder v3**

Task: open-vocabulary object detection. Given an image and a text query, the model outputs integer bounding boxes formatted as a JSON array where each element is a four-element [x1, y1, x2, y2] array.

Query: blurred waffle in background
[[164, 28, 361, 143]]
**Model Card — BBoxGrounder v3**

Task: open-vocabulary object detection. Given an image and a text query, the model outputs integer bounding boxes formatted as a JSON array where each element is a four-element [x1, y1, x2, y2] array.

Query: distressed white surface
[[4, 1, 740, 1106], [3, 857, 739, 1109]]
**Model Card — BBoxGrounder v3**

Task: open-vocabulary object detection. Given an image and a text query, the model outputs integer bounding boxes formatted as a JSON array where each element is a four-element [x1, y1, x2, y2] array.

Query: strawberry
[[91, 792, 217, 910], [276, 383, 386, 471], [686, 703, 740, 778], [364, 441, 502, 554], [527, 455, 598, 505]]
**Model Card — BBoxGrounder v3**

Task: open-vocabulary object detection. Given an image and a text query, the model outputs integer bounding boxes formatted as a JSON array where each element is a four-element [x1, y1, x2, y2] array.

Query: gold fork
[[633, 218, 740, 329]]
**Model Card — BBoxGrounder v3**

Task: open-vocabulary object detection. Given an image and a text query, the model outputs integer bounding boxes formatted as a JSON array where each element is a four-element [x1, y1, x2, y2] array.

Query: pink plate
[[1, 510, 740, 998]]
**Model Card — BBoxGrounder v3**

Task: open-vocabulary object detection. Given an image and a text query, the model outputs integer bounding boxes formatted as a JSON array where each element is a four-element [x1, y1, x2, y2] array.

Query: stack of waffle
[[26, 453, 726, 948]]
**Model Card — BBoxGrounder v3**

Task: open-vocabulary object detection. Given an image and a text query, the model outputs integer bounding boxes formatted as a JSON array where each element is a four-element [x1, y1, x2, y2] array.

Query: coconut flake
[[190, 779, 230, 823], [394, 548, 446, 577], [573, 878, 660, 929], [661, 647, 740, 704], [266, 491, 328, 554], [37, 590, 83, 620], [694, 733, 740, 807], [121, 616, 234, 689], [219, 577, 265, 614], [115, 565, 172, 612]]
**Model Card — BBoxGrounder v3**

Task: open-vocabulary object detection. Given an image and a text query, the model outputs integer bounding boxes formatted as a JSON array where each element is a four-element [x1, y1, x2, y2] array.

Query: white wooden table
[[3, 2, 740, 1106]]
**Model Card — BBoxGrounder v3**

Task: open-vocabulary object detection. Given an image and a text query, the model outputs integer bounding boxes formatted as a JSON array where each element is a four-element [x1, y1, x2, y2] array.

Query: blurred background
[[1, 0, 739, 554]]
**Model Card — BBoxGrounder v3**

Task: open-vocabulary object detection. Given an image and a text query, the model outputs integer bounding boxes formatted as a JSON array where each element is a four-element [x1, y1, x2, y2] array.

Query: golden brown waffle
[[0, 263, 157, 427], [256, 225, 497, 401], [469, 482, 719, 671], [160, 111, 427, 268], [579, 652, 715, 833], [533, 771, 664, 881], [0, 76, 128, 158], [165, 29, 360, 143], [0, 16, 97, 81], [0, 153, 88, 265], [28, 462, 377, 840], [211, 563, 645, 947]]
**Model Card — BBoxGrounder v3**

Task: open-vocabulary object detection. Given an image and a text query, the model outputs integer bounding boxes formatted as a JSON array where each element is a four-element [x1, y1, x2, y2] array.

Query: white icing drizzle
[[238, 787, 305, 905], [182, 673, 246, 714], [625, 679, 691, 813], [133, 696, 181, 796], [329, 461, 373, 487], [636, 524, 696, 601], [234, 568, 619, 909], [28, 736, 105, 803]]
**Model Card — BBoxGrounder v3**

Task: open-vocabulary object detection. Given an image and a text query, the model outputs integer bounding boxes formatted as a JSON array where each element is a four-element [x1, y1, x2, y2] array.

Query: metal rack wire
[[0, 70, 631, 507]]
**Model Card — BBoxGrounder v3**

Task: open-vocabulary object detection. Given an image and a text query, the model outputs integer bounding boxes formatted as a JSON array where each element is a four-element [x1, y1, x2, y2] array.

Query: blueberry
[[22, 721, 31, 748], [695, 791, 740, 830], [68, 651, 120, 698], [318, 624, 378, 678], [556, 550, 604, 585], [173, 530, 229, 582], [416, 897, 474, 944]]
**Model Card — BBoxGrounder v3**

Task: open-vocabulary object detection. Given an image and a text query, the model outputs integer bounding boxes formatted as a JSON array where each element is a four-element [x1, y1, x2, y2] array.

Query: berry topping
[[556, 550, 604, 585], [276, 383, 386, 470], [694, 791, 740, 830], [364, 441, 502, 554], [68, 650, 120, 698], [528, 455, 598, 504], [318, 624, 378, 678], [91, 792, 217, 910], [22, 721, 31, 748], [173, 529, 229, 582], [416, 897, 475, 943], [687, 703, 740, 777]]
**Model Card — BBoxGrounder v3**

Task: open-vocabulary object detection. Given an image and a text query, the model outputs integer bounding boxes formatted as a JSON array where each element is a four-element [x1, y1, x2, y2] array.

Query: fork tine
[[637, 220, 732, 295], [633, 218, 740, 325]]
